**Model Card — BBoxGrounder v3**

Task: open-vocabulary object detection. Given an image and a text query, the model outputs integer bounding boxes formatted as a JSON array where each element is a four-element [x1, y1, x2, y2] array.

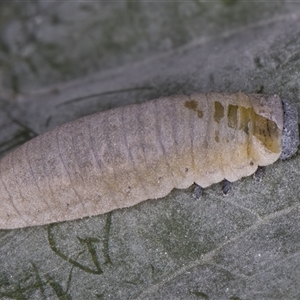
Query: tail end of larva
[[280, 99, 299, 160]]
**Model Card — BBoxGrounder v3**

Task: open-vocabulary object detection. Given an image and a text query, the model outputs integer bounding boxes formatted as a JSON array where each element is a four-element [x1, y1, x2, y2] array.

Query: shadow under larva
[[0, 92, 298, 229]]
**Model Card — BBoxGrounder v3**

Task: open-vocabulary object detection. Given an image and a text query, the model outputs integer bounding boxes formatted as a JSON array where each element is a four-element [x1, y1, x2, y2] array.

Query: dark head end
[[280, 99, 299, 160]]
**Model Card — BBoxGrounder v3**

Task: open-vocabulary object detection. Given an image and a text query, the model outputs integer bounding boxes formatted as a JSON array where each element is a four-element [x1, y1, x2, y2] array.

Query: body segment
[[0, 92, 296, 229]]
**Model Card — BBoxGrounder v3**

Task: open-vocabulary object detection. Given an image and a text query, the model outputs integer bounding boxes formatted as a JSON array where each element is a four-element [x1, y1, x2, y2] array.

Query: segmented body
[[0, 92, 288, 229]]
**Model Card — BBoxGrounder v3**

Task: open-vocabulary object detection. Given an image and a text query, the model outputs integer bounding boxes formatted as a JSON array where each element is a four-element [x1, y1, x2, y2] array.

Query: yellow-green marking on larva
[[214, 101, 225, 123], [227, 104, 238, 129], [227, 103, 281, 153], [184, 100, 203, 119]]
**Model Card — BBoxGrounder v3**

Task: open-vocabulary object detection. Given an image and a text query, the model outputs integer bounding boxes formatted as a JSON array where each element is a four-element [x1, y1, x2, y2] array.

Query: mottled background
[[1, 1, 300, 299]]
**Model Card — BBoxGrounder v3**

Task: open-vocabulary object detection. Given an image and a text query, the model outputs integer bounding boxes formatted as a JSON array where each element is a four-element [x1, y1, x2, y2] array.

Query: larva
[[0, 92, 298, 229]]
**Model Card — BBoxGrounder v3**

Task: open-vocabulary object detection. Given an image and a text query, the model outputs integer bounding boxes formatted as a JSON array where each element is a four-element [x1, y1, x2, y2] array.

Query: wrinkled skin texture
[[0, 93, 285, 229]]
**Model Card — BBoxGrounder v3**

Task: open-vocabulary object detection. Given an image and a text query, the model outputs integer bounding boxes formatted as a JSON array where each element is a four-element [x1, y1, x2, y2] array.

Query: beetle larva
[[0, 92, 298, 229]]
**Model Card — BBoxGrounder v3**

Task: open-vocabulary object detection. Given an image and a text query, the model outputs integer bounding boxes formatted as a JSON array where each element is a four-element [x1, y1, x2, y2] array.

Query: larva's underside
[[0, 92, 298, 229]]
